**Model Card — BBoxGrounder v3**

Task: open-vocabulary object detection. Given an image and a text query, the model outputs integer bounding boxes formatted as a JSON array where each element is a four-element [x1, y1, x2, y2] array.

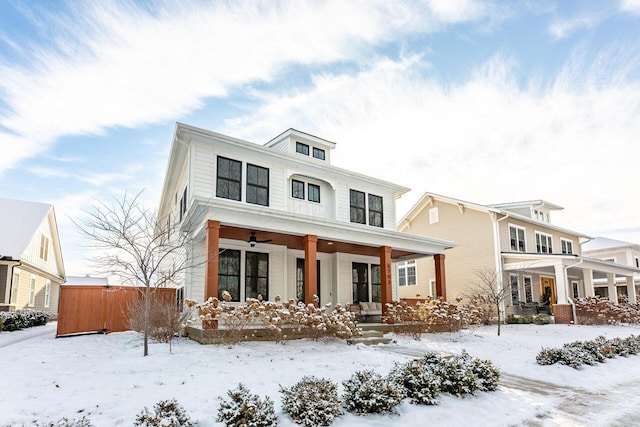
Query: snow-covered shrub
[[0, 310, 49, 331], [217, 383, 277, 427], [420, 350, 499, 395], [34, 416, 94, 426], [384, 298, 467, 340], [388, 359, 441, 405], [342, 370, 404, 414], [536, 347, 565, 365], [467, 353, 501, 391], [537, 334, 640, 369], [133, 398, 194, 427], [575, 297, 640, 325], [461, 297, 495, 326], [532, 314, 553, 325], [279, 376, 342, 426]]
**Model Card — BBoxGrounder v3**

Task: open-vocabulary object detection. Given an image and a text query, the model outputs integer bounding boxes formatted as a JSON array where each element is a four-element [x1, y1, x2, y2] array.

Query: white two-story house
[[158, 124, 453, 313], [582, 237, 640, 299], [398, 193, 640, 323]]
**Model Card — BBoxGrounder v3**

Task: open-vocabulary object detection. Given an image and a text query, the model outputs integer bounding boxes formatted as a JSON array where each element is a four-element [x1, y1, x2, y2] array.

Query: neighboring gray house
[[582, 237, 640, 299]]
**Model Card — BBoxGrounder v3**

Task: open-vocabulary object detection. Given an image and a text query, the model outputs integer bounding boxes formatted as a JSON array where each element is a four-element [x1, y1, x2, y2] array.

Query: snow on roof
[[65, 276, 109, 286], [0, 197, 52, 260], [489, 200, 564, 211], [582, 237, 640, 252]]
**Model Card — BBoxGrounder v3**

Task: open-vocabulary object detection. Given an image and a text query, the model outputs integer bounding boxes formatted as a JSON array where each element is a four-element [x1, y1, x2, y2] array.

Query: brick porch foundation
[[553, 304, 573, 324]]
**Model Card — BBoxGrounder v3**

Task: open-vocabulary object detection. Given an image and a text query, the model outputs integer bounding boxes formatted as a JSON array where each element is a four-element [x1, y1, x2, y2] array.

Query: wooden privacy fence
[[56, 285, 177, 337]]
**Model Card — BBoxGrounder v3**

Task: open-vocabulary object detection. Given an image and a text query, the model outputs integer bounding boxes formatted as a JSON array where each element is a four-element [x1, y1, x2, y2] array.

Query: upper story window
[[368, 194, 383, 228], [292, 179, 305, 199], [509, 225, 526, 252], [429, 207, 439, 224], [216, 156, 242, 201], [636, 257, 639, 268], [398, 260, 417, 286], [561, 239, 574, 255], [536, 232, 553, 254], [313, 147, 325, 160], [179, 186, 187, 222], [246, 164, 269, 206], [39, 234, 49, 261], [349, 190, 366, 224], [308, 183, 320, 203], [296, 142, 309, 155]]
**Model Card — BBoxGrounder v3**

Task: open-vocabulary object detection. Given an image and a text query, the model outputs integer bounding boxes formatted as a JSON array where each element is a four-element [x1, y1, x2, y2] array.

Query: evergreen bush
[[342, 370, 404, 414], [537, 334, 640, 369], [279, 376, 341, 426], [0, 310, 49, 331], [388, 359, 441, 405], [217, 383, 277, 427], [133, 399, 194, 427]]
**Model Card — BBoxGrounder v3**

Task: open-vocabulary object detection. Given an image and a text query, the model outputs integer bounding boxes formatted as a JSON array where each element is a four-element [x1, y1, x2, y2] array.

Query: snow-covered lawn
[[3, 322, 640, 426]]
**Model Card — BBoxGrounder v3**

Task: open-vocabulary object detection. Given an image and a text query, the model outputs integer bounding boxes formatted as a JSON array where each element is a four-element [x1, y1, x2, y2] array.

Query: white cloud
[[221, 49, 640, 242], [0, 0, 496, 175], [620, 0, 640, 14], [549, 14, 603, 39]]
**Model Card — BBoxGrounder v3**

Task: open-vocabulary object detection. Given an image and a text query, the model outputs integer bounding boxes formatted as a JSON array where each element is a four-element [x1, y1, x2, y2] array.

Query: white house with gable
[[582, 237, 640, 299], [157, 123, 454, 313]]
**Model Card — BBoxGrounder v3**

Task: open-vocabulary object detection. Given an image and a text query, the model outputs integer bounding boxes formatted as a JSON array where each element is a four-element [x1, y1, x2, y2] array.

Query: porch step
[[347, 330, 392, 345]]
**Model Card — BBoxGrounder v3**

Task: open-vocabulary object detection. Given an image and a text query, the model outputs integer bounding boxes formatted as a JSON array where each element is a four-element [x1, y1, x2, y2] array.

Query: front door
[[540, 277, 556, 312]]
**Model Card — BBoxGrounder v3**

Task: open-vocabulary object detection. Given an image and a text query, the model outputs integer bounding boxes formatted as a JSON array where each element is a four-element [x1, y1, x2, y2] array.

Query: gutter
[[564, 257, 584, 325]]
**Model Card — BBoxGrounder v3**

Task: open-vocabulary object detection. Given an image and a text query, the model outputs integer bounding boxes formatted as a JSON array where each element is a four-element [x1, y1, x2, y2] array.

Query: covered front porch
[[503, 253, 640, 323]]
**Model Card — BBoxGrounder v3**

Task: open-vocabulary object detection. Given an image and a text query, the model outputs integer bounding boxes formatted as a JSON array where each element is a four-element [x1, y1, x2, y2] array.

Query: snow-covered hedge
[[217, 383, 277, 427], [134, 398, 194, 427], [388, 358, 441, 405], [575, 296, 640, 325], [537, 334, 640, 368], [342, 370, 404, 414], [420, 351, 500, 396], [384, 298, 473, 339], [280, 376, 342, 426], [505, 314, 553, 325], [0, 309, 49, 331]]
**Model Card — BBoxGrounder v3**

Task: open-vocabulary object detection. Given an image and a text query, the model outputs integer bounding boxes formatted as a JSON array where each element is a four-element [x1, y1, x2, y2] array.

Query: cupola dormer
[[264, 128, 336, 164]]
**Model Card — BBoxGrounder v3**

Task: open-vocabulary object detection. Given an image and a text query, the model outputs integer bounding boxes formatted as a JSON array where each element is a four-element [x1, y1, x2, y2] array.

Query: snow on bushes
[[575, 296, 640, 325], [217, 383, 277, 427], [342, 370, 404, 414], [133, 398, 194, 427], [537, 334, 640, 368], [279, 376, 342, 426], [32, 416, 94, 426], [388, 359, 441, 405], [505, 314, 553, 325], [0, 309, 49, 331], [384, 298, 473, 339], [420, 351, 500, 395]]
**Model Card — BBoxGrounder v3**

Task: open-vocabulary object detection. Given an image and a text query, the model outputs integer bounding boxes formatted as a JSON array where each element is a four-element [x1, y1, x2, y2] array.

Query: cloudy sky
[[1, 0, 639, 275]]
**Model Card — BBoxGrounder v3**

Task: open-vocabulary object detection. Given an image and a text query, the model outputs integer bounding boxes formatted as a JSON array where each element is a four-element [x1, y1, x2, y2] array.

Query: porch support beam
[[583, 269, 595, 297], [607, 273, 618, 303], [303, 235, 318, 306], [380, 246, 392, 315], [553, 263, 569, 304], [204, 220, 220, 301], [434, 254, 447, 301], [626, 275, 636, 304], [2, 265, 10, 304]]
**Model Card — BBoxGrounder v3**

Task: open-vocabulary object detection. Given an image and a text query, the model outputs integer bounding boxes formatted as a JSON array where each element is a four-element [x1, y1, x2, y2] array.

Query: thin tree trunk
[[144, 287, 150, 356], [496, 303, 501, 336]]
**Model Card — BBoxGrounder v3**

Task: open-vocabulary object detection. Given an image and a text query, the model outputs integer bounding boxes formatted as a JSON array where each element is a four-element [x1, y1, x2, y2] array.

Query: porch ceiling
[[219, 225, 420, 260]]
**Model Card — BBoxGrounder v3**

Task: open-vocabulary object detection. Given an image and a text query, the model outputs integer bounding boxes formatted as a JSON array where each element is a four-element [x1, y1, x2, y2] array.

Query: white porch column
[[606, 273, 618, 303], [554, 263, 569, 304], [626, 275, 636, 304], [583, 269, 595, 297], [3, 266, 11, 304]]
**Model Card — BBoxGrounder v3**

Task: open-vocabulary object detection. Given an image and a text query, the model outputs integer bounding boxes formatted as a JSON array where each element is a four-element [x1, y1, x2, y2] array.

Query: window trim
[[510, 274, 520, 305], [508, 224, 526, 252], [398, 260, 417, 287], [218, 248, 241, 302], [246, 163, 270, 206], [312, 147, 325, 160], [523, 275, 533, 303], [292, 179, 305, 200], [296, 142, 309, 155], [535, 231, 554, 254], [44, 280, 51, 308], [560, 238, 574, 255], [429, 279, 437, 297], [39, 234, 49, 261], [572, 281, 580, 299], [28, 274, 36, 307], [368, 194, 384, 228], [349, 189, 366, 225], [245, 251, 269, 301], [216, 156, 242, 202], [308, 183, 320, 203], [11, 271, 20, 305], [429, 207, 439, 224]]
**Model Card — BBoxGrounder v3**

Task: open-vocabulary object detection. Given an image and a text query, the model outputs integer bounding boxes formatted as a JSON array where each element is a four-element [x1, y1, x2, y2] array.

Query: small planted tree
[[464, 270, 510, 336]]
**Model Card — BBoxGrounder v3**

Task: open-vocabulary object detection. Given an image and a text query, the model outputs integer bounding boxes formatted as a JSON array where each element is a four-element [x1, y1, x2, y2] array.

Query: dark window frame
[[312, 147, 325, 160], [246, 163, 269, 206], [216, 156, 242, 201], [218, 249, 241, 302], [352, 262, 369, 303], [350, 189, 366, 224], [371, 264, 381, 303], [308, 183, 320, 203], [296, 142, 309, 155], [368, 194, 384, 227], [292, 179, 305, 199], [245, 251, 269, 301]]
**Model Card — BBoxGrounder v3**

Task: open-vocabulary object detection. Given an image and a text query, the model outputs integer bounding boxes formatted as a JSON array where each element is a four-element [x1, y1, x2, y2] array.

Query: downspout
[[490, 211, 510, 323], [564, 257, 584, 325]]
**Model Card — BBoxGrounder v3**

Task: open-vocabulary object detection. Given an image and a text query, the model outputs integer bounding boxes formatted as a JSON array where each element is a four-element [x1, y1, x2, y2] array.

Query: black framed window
[[245, 251, 269, 300], [368, 194, 383, 227], [216, 156, 242, 201], [292, 179, 305, 199], [296, 142, 309, 155], [308, 183, 320, 203], [179, 186, 187, 222], [371, 264, 381, 303], [312, 147, 325, 160], [350, 190, 366, 224], [296, 258, 321, 304], [510, 274, 519, 305], [352, 262, 369, 303], [246, 164, 269, 206], [218, 249, 241, 301]]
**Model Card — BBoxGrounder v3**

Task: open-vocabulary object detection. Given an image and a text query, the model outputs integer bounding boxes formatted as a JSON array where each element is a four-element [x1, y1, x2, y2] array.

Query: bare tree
[[464, 270, 510, 336], [73, 191, 198, 356]]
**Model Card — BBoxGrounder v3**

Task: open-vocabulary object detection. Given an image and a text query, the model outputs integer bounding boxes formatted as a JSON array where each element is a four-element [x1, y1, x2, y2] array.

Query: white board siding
[[498, 218, 581, 256]]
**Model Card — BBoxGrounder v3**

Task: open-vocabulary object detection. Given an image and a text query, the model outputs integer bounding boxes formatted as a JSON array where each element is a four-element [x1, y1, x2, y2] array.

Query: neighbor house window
[[636, 257, 639, 268], [308, 183, 320, 203], [216, 156, 242, 201], [218, 249, 241, 301], [11, 271, 20, 305], [312, 147, 325, 160], [536, 232, 553, 254], [39, 234, 49, 261], [29, 275, 36, 307], [510, 275, 520, 305], [292, 180, 305, 199], [245, 252, 269, 300], [368, 194, 384, 227], [179, 186, 187, 222], [572, 281, 579, 299], [371, 265, 381, 303], [296, 142, 309, 155], [429, 207, 439, 224], [246, 164, 269, 206], [429, 279, 437, 297], [509, 225, 526, 252], [44, 280, 51, 308], [398, 260, 417, 286], [561, 239, 573, 255], [349, 190, 366, 224], [524, 276, 533, 303]]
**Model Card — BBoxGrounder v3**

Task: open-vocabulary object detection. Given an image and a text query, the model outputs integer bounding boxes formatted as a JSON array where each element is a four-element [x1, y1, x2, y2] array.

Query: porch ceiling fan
[[248, 231, 272, 247]]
